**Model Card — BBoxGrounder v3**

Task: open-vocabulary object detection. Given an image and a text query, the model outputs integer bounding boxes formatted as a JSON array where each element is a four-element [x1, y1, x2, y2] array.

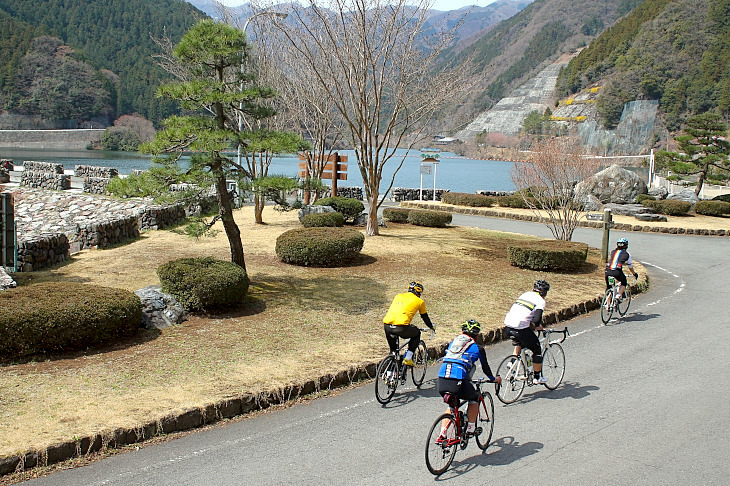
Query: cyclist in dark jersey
[[437, 320, 500, 437], [605, 238, 638, 300]]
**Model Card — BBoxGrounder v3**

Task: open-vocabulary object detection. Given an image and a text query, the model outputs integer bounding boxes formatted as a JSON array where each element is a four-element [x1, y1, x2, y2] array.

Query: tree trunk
[[366, 197, 380, 236], [254, 193, 265, 224], [214, 167, 245, 270]]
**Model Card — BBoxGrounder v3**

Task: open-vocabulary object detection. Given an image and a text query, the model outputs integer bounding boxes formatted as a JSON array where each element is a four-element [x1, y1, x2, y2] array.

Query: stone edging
[[0, 277, 648, 477], [401, 202, 730, 237]]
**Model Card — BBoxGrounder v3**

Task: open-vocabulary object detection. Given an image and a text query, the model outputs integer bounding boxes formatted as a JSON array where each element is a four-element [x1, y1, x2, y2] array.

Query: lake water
[[0, 147, 518, 193]]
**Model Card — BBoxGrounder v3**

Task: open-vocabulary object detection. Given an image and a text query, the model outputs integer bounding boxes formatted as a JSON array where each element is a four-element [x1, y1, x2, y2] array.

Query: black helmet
[[617, 238, 628, 249], [461, 319, 481, 336], [408, 281, 424, 296], [533, 280, 550, 296]]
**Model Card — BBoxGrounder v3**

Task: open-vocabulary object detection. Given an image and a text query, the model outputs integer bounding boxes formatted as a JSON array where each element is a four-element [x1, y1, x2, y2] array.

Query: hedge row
[[0, 283, 142, 359], [313, 197, 364, 222], [157, 257, 250, 312], [694, 200, 730, 216], [641, 199, 692, 215], [441, 192, 495, 207], [507, 240, 589, 271], [383, 208, 452, 227], [382, 207, 412, 223], [276, 227, 365, 267]]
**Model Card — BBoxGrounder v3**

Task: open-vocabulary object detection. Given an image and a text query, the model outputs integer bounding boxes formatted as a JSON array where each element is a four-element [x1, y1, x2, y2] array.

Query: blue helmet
[[617, 238, 628, 249]]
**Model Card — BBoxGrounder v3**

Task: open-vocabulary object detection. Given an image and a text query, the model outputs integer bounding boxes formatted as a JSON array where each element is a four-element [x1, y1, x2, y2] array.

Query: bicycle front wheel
[[600, 288, 614, 324], [495, 355, 525, 404], [411, 340, 428, 387], [617, 287, 632, 316], [475, 392, 495, 451], [541, 343, 565, 390], [375, 356, 398, 404], [425, 413, 457, 476]]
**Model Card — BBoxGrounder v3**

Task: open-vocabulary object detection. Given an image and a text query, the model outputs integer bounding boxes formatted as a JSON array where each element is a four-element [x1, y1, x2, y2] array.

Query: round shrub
[[0, 282, 142, 359], [507, 240, 589, 271], [302, 211, 345, 227], [498, 195, 534, 208], [694, 200, 730, 216], [276, 227, 365, 267], [635, 194, 656, 204], [712, 194, 730, 203], [641, 199, 692, 216], [157, 257, 250, 312], [407, 210, 453, 227], [382, 207, 412, 223], [314, 196, 364, 222], [441, 192, 495, 207]]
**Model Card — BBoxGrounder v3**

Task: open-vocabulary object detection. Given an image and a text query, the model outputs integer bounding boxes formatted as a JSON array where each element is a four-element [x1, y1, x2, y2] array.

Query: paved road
[[24, 216, 730, 485]]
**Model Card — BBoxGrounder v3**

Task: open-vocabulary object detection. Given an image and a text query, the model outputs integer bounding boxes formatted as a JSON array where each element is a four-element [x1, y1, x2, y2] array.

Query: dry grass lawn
[[1, 205, 630, 459]]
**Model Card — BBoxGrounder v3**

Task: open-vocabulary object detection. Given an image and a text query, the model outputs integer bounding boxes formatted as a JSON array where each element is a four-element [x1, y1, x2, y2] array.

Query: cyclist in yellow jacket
[[383, 281, 435, 366]]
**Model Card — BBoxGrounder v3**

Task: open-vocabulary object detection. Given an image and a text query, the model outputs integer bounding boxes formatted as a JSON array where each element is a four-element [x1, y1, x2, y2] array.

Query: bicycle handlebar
[[542, 327, 569, 343]]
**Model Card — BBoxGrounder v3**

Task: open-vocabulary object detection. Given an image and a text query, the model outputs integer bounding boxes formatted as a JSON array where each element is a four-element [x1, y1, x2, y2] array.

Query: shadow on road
[[434, 436, 544, 480], [377, 377, 438, 409], [497, 380, 599, 406]]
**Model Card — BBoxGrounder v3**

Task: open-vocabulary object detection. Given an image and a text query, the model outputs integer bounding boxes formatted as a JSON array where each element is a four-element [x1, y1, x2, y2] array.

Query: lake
[[0, 147, 518, 193]]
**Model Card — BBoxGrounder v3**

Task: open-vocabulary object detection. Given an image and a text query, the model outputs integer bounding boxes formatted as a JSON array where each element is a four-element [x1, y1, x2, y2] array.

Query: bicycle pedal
[[474, 427, 483, 435]]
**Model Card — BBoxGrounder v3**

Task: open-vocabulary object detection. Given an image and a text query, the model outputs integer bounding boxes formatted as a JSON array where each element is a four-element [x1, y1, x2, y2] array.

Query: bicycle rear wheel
[[411, 340, 428, 387], [425, 413, 457, 476], [375, 356, 398, 404], [541, 343, 565, 390], [475, 392, 495, 450], [617, 287, 632, 316], [495, 355, 525, 404], [600, 288, 614, 324]]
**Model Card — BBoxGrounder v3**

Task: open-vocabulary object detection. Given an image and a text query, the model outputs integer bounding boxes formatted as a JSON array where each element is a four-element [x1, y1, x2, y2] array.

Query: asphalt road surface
[[24, 216, 730, 485]]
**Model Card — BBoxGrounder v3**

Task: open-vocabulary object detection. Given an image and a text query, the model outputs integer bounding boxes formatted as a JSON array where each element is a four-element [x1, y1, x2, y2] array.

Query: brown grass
[[1, 206, 618, 458]]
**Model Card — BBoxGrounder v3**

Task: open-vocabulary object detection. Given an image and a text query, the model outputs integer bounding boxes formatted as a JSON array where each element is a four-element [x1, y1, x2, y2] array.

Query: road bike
[[374, 329, 431, 404], [601, 275, 633, 324], [424, 378, 495, 476], [495, 327, 568, 404]]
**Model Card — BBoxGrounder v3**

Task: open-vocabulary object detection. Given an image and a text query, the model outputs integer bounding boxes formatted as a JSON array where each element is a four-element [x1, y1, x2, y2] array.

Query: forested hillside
[[556, 0, 730, 130], [438, 0, 643, 132], [0, 0, 205, 126]]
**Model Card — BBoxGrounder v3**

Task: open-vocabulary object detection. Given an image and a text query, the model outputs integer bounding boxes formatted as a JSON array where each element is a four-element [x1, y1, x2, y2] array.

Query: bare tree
[[269, 0, 474, 235], [511, 137, 599, 241]]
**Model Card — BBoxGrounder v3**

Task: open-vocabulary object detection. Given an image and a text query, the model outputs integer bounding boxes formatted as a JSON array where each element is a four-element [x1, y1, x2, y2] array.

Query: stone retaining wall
[[17, 234, 70, 272], [138, 204, 186, 231], [75, 216, 140, 250], [74, 165, 118, 179], [20, 170, 71, 190], [82, 177, 112, 195], [391, 187, 449, 202], [21, 161, 64, 174]]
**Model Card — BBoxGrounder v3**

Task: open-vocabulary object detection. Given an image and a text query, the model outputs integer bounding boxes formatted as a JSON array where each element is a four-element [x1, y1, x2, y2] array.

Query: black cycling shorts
[[505, 326, 542, 362], [437, 377, 479, 402], [605, 268, 627, 289]]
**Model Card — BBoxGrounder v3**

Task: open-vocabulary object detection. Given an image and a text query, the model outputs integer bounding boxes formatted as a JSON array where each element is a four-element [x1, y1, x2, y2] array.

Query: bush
[[641, 199, 692, 216], [0, 283, 142, 359], [276, 227, 365, 267], [440, 192, 496, 207], [507, 240, 589, 271], [498, 195, 534, 208], [313, 196, 364, 222], [301, 211, 345, 227], [635, 194, 656, 203], [712, 194, 730, 203], [694, 200, 730, 216], [157, 257, 250, 312], [407, 210, 453, 227], [382, 207, 412, 223]]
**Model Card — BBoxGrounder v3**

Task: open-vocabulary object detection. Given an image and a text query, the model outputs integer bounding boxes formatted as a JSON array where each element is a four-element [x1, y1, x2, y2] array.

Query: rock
[[604, 203, 655, 216], [576, 193, 602, 211], [648, 186, 668, 199], [0, 266, 16, 290], [574, 165, 648, 204], [298, 204, 336, 222], [354, 214, 386, 227], [666, 189, 699, 204], [635, 213, 667, 222], [135, 285, 187, 330]]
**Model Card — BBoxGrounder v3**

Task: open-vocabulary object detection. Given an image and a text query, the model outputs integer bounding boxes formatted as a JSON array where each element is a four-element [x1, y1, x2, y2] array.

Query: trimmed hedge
[[712, 194, 730, 203], [313, 196, 364, 222], [382, 207, 412, 223], [276, 227, 365, 267], [157, 257, 250, 312], [498, 194, 534, 208], [507, 240, 589, 271], [407, 210, 453, 227], [301, 211, 345, 227], [694, 200, 730, 216], [0, 283, 142, 359], [635, 194, 656, 203], [441, 192, 496, 207], [641, 199, 692, 215]]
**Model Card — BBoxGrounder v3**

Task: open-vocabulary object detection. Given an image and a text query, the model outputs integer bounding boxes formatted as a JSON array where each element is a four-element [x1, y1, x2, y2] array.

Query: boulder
[[648, 186, 668, 200], [354, 213, 386, 227], [666, 189, 699, 204], [604, 203, 655, 216], [576, 193, 602, 211], [574, 165, 648, 204], [0, 266, 16, 290], [135, 285, 187, 330], [298, 204, 336, 223], [635, 213, 668, 222]]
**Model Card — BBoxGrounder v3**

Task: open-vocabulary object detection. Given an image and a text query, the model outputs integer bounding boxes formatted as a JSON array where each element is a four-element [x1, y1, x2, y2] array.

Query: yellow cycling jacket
[[383, 292, 427, 325]]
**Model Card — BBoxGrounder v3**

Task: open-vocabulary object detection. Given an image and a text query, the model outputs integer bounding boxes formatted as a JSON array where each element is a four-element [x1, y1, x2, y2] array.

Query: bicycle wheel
[[495, 355, 525, 404], [617, 287, 632, 316], [425, 413, 457, 476], [541, 343, 565, 390], [374, 356, 398, 404], [475, 392, 495, 451], [600, 288, 614, 324], [411, 340, 428, 387]]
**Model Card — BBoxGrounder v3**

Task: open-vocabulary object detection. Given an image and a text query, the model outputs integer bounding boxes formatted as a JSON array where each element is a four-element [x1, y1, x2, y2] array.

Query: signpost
[[419, 149, 440, 201], [298, 152, 348, 201], [1, 192, 16, 271]]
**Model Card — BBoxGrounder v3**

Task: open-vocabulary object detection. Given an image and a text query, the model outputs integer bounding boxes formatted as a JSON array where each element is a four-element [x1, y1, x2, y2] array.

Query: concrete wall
[[0, 129, 103, 149]]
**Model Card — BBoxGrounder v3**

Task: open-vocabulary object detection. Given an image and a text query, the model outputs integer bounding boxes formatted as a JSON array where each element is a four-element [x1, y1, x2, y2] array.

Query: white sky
[[217, 1, 497, 13]]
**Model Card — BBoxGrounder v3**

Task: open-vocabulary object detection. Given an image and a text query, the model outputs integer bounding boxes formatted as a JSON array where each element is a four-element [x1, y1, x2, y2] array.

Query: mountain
[[0, 0, 206, 127]]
